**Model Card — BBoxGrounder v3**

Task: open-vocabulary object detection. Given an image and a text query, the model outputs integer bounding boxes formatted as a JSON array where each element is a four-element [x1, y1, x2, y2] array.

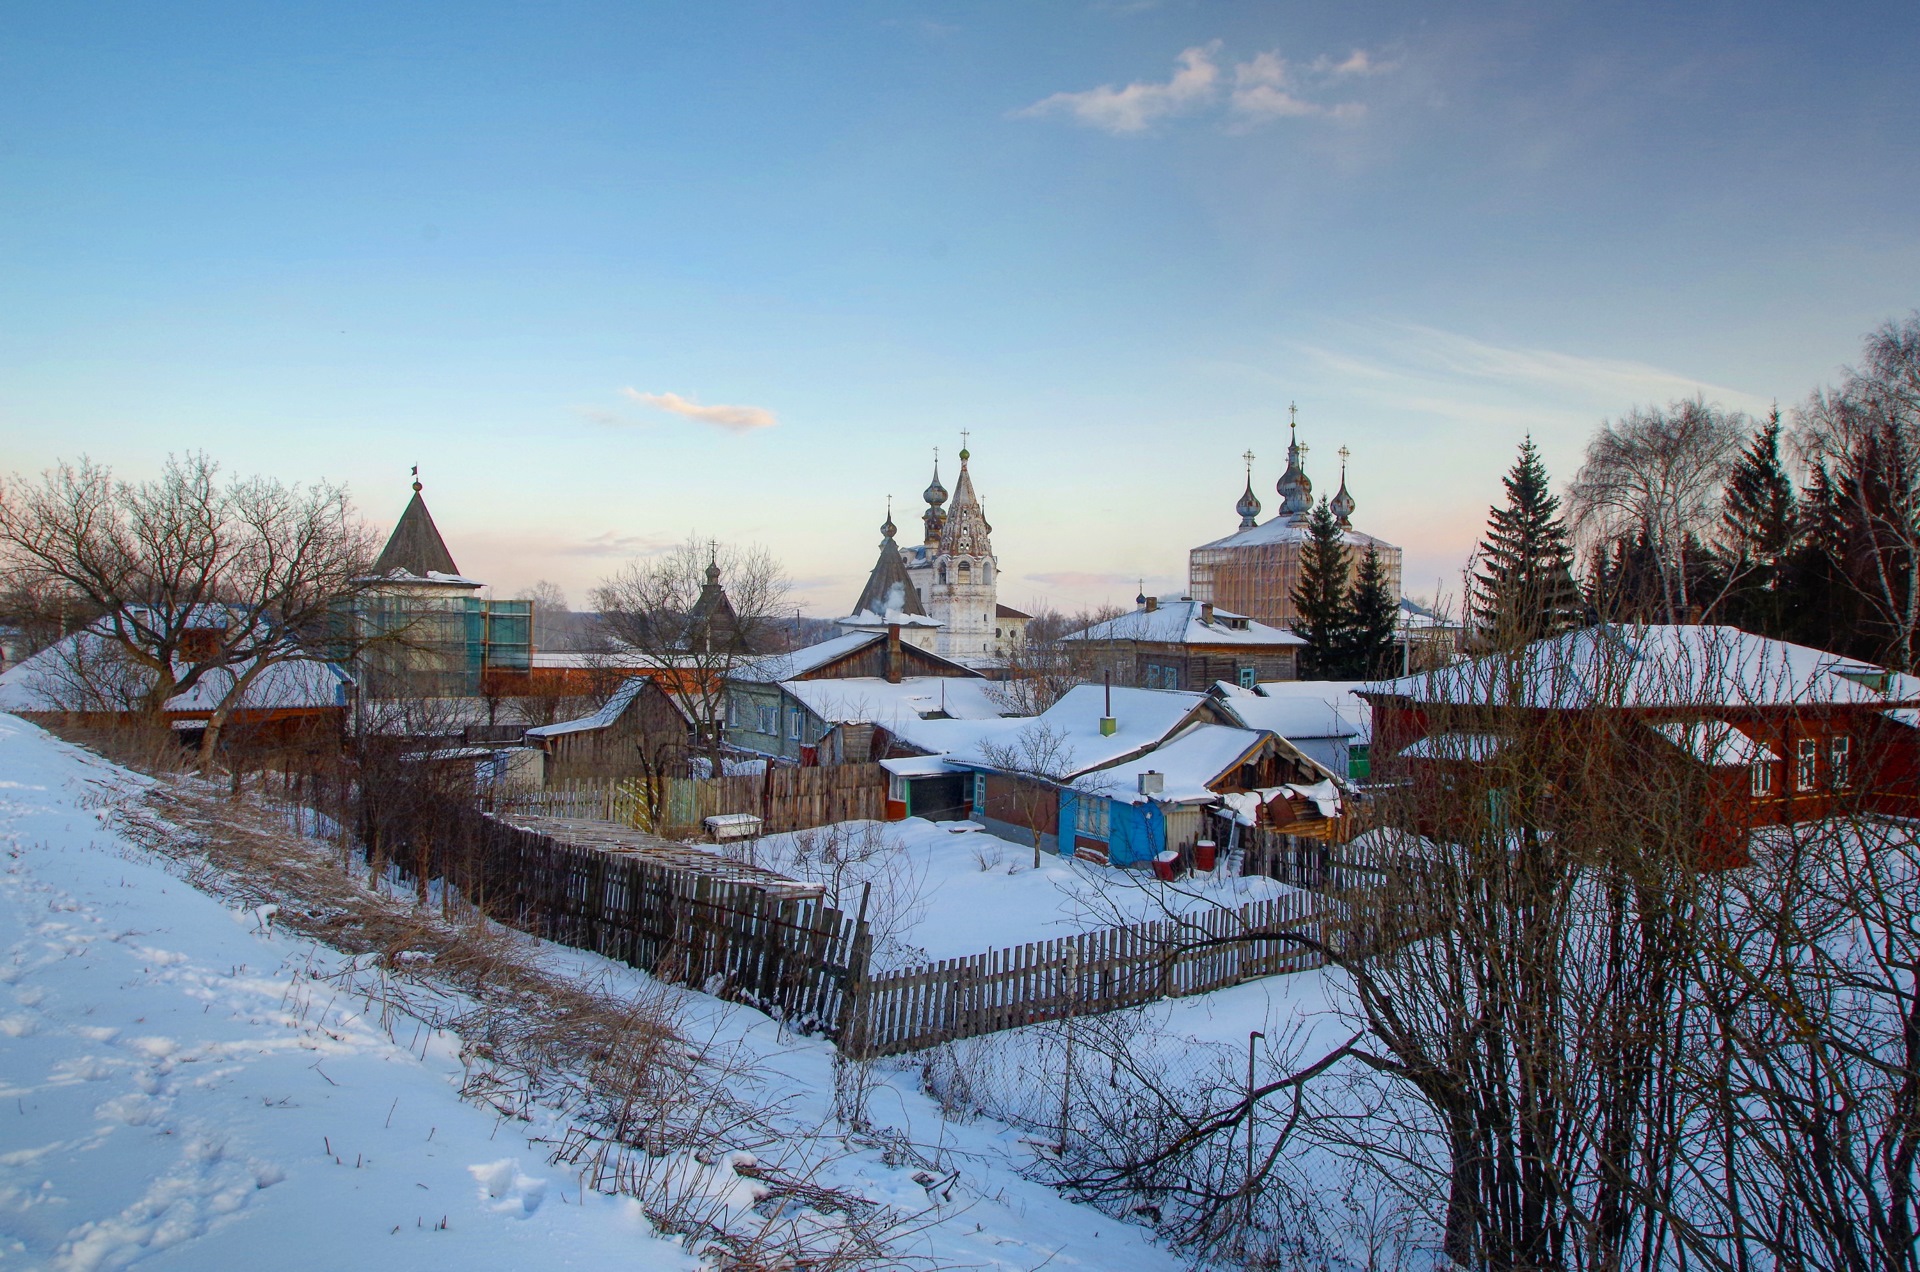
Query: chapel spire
[[373, 468, 464, 579], [940, 436, 991, 558]]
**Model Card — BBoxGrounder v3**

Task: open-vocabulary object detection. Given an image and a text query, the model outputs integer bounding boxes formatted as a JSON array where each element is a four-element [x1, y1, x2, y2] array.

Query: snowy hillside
[[0, 715, 1217, 1271]]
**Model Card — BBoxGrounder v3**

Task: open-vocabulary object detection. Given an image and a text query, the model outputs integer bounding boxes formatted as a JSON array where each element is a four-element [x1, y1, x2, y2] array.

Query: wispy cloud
[[553, 530, 678, 558], [1016, 43, 1221, 135], [1291, 322, 1775, 429], [620, 388, 777, 432], [1018, 43, 1388, 135]]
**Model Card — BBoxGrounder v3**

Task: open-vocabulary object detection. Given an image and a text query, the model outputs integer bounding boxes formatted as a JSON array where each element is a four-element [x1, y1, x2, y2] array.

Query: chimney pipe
[[1100, 669, 1118, 736], [885, 624, 902, 684], [1200, 601, 1214, 625], [1145, 595, 1159, 613]]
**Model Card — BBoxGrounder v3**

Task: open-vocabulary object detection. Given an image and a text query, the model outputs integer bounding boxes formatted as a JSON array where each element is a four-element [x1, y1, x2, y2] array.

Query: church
[[1188, 412, 1403, 630], [840, 442, 1029, 665]]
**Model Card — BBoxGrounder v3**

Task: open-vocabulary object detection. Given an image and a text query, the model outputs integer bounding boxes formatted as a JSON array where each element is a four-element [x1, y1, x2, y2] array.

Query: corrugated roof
[[1062, 599, 1305, 648]]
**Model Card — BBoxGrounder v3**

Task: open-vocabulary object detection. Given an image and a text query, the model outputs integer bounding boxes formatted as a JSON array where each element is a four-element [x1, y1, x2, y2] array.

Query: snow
[[1214, 679, 1372, 744], [0, 718, 695, 1270], [778, 676, 1008, 727], [733, 818, 1307, 968], [1074, 725, 1270, 805], [1651, 720, 1778, 766], [523, 677, 652, 740], [1367, 623, 1920, 709], [0, 716, 1198, 1271], [1193, 517, 1396, 553], [1062, 599, 1304, 648]]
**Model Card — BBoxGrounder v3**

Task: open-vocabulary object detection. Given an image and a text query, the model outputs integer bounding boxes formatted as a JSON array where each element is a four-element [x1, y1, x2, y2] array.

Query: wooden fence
[[843, 889, 1338, 1058], [491, 765, 888, 838], [466, 813, 871, 1032]]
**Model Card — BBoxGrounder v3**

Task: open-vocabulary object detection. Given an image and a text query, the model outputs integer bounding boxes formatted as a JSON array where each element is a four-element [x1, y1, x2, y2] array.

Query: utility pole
[[1245, 1029, 1265, 1246]]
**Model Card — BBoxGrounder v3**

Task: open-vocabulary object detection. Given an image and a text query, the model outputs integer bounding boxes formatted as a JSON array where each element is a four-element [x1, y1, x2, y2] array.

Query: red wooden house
[[1360, 624, 1920, 866]]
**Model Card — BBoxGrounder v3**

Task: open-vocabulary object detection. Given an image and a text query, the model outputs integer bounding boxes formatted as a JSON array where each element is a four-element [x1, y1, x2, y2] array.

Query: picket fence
[[843, 889, 1338, 1058]]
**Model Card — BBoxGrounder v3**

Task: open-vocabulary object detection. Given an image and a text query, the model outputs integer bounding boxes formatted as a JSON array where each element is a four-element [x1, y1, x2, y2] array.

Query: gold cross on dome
[[1241, 449, 1256, 474], [960, 429, 971, 450], [1339, 445, 1350, 466]]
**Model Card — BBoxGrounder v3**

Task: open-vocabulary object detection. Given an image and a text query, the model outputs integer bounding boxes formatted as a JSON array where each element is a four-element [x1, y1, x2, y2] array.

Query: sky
[[3, 1, 1918, 619]]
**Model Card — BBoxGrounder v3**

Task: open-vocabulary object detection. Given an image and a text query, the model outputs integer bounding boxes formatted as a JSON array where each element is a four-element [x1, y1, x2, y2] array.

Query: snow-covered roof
[[1650, 721, 1779, 767], [1365, 625, 1920, 710], [731, 632, 884, 683], [1061, 599, 1305, 648], [0, 623, 349, 716], [922, 685, 1220, 779], [524, 677, 660, 740], [1399, 732, 1506, 762], [1074, 724, 1270, 805], [362, 568, 485, 588], [1213, 680, 1370, 743], [783, 676, 1010, 727], [837, 609, 942, 631], [879, 754, 955, 778], [1194, 519, 1398, 553]]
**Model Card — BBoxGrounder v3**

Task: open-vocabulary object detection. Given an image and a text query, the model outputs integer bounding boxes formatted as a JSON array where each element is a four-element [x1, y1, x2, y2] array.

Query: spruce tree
[[1344, 543, 1400, 677], [1719, 411, 1798, 636], [1290, 499, 1354, 679], [1470, 437, 1583, 648]]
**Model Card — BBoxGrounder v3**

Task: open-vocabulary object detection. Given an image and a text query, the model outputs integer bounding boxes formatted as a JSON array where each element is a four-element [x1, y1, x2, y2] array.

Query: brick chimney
[[1200, 601, 1214, 625], [1144, 596, 1159, 613], [885, 624, 902, 684]]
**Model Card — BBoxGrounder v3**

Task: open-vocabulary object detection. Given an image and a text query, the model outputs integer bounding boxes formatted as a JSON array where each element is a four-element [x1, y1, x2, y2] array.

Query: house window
[[1161, 665, 1180, 690], [1796, 737, 1819, 791], [887, 773, 908, 803], [727, 696, 739, 727], [1237, 666, 1257, 689], [757, 704, 777, 736], [1830, 735, 1851, 789], [1145, 665, 1162, 689], [970, 773, 986, 815], [788, 710, 803, 741], [1751, 759, 1775, 797], [1074, 796, 1110, 840]]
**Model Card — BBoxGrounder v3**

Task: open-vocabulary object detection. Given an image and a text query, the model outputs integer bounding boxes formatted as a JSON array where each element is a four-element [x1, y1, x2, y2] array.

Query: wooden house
[[1061, 596, 1304, 691], [724, 627, 983, 764], [521, 676, 693, 784], [1360, 624, 1920, 866]]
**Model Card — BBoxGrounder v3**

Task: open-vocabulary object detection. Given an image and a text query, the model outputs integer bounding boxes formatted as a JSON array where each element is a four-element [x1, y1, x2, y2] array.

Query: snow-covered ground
[[0, 714, 1258, 1271], [731, 818, 1310, 968]]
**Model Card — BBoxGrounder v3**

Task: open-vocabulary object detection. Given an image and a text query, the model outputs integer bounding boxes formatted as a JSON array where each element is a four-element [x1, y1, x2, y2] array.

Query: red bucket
[[1153, 849, 1179, 881], [1194, 840, 1217, 872]]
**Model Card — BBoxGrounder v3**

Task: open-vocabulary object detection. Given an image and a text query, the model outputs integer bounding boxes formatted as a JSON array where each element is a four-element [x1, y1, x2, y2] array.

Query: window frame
[[1237, 666, 1258, 689], [970, 772, 987, 815], [1829, 735, 1851, 789], [1074, 795, 1111, 840], [1796, 737, 1819, 791], [757, 703, 778, 736], [1751, 758, 1775, 798]]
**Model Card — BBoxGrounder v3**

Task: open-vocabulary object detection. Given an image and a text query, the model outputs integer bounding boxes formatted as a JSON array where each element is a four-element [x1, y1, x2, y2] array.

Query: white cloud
[[1015, 43, 1221, 135], [1021, 42, 1385, 134], [620, 388, 777, 433]]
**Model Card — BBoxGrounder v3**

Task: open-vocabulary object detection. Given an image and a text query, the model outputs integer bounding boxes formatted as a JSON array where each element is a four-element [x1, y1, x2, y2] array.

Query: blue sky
[[4, 1, 1917, 617]]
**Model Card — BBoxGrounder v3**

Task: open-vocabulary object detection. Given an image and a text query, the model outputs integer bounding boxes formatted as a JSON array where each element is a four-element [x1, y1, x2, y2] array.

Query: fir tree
[[1719, 411, 1799, 636], [1290, 499, 1354, 679], [1344, 543, 1400, 677], [1470, 437, 1584, 648]]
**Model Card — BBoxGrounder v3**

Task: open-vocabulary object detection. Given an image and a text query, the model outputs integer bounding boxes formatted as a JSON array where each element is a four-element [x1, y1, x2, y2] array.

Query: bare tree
[[590, 537, 793, 772], [0, 453, 379, 765], [1798, 314, 1920, 669], [976, 720, 1078, 868], [986, 604, 1119, 715], [1570, 399, 1748, 623]]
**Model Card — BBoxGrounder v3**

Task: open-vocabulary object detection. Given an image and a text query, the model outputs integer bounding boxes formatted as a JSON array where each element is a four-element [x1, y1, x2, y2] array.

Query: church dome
[[923, 459, 948, 508], [1236, 477, 1263, 528], [1275, 411, 1313, 522]]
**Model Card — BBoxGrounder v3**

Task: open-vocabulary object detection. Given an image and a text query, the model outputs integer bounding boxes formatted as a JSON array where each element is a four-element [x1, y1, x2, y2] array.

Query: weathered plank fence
[[843, 889, 1338, 1058], [491, 764, 887, 838]]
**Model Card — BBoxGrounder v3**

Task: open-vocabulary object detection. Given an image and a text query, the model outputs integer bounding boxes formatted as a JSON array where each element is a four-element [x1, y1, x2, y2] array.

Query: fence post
[[835, 881, 873, 1056]]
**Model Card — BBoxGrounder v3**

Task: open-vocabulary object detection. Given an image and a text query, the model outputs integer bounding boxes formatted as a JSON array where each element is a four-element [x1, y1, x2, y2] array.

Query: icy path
[[0, 716, 1188, 1271]]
